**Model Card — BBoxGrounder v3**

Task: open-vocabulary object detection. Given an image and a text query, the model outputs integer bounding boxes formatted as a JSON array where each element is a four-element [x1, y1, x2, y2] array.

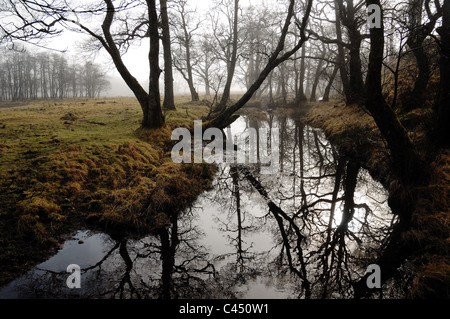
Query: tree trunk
[[183, 36, 199, 102], [437, 0, 450, 146], [280, 64, 288, 104], [310, 46, 326, 102], [343, 0, 364, 104], [101, 0, 164, 129], [335, 0, 361, 104], [179, 9, 199, 102], [216, 0, 239, 111], [347, 30, 364, 104], [146, 0, 164, 128], [207, 0, 312, 129], [160, 0, 176, 111], [296, 45, 308, 103], [407, 44, 431, 110], [404, 0, 430, 110], [365, 0, 424, 185], [322, 64, 339, 102]]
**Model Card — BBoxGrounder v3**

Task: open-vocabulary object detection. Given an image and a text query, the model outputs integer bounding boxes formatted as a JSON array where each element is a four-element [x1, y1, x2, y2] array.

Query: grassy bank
[[0, 97, 216, 287], [305, 101, 450, 298]]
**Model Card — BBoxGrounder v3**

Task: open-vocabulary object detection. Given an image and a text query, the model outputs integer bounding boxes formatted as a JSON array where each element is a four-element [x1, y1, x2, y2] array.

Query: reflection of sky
[[0, 115, 394, 299], [195, 115, 393, 297], [38, 231, 114, 271], [0, 230, 116, 298]]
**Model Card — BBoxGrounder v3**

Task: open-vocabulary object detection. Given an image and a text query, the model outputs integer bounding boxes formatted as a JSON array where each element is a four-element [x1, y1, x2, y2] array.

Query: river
[[0, 112, 398, 299]]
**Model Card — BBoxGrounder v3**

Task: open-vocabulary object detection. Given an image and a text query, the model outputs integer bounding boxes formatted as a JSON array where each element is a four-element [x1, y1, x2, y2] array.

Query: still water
[[0, 113, 396, 299]]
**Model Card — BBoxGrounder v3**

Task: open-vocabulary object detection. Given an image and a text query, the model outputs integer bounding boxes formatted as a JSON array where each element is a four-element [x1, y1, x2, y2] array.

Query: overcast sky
[[9, 0, 271, 97], [57, 0, 257, 96]]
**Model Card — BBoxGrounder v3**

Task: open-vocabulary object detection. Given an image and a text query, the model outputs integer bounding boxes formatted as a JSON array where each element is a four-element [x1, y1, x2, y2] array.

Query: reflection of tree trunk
[[337, 160, 360, 233], [335, 160, 360, 288], [249, 117, 261, 168], [159, 230, 172, 299], [240, 166, 311, 298], [230, 166, 245, 268], [279, 117, 287, 171], [321, 157, 346, 298], [117, 239, 141, 299], [296, 121, 307, 207], [313, 130, 324, 171], [159, 213, 179, 299]]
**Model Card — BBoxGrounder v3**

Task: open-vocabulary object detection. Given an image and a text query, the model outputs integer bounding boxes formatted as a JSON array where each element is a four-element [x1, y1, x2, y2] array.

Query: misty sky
[[43, 0, 256, 97]]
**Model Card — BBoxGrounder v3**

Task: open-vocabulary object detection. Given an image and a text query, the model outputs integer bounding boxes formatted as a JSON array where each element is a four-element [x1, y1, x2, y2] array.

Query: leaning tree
[[0, 0, 314, 131], [1, 0, 165, 128]]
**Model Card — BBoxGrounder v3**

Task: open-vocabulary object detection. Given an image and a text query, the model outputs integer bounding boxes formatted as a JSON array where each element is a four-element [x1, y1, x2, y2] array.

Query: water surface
[[0, 113, 395, 299]]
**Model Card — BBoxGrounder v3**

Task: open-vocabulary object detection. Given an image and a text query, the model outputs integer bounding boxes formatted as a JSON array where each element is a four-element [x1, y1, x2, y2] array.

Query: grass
[[0, 97, 216, 287], [305, 102, 391, 185]]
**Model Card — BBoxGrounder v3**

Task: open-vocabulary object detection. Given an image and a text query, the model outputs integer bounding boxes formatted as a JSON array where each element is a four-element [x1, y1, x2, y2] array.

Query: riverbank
[[305, 101, 450, 298], [0, 97, 216, 287]]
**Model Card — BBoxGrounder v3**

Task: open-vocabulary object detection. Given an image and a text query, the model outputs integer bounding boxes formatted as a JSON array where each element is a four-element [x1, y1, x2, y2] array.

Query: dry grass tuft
[[0, 97, 216, 286]]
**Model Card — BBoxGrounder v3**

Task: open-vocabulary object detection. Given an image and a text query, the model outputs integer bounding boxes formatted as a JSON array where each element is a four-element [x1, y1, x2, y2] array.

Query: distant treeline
[[0, 47, 110, 101]]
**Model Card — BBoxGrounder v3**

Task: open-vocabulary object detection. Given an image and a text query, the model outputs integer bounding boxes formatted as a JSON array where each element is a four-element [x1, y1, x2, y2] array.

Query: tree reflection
[[0, 114, 398, 299], [205, 114, 396, 299]]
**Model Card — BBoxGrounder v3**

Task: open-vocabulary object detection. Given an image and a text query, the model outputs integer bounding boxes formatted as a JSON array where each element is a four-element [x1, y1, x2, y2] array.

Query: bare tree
[[437, 0, 450, 145], [403, 0, 442, 110], [335, 0, 365, 105], [1, 0, 164, 128], [214, 0, 240, 112], [364, 0, 424, 185], [194, 34, 217, 97], [0, 46, 109, 100], [296, 42, 308, 102], [172, 0, 200, 102], [207, 0, 313, 129], [239, 3, 278, 100], [309, 43, 327, 102], [160, 0, 176, 110]]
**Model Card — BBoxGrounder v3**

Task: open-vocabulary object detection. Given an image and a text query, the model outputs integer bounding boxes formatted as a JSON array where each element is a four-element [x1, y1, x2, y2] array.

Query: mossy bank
[[0, 97, 217, 287], [305, 101, 450, 299]]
